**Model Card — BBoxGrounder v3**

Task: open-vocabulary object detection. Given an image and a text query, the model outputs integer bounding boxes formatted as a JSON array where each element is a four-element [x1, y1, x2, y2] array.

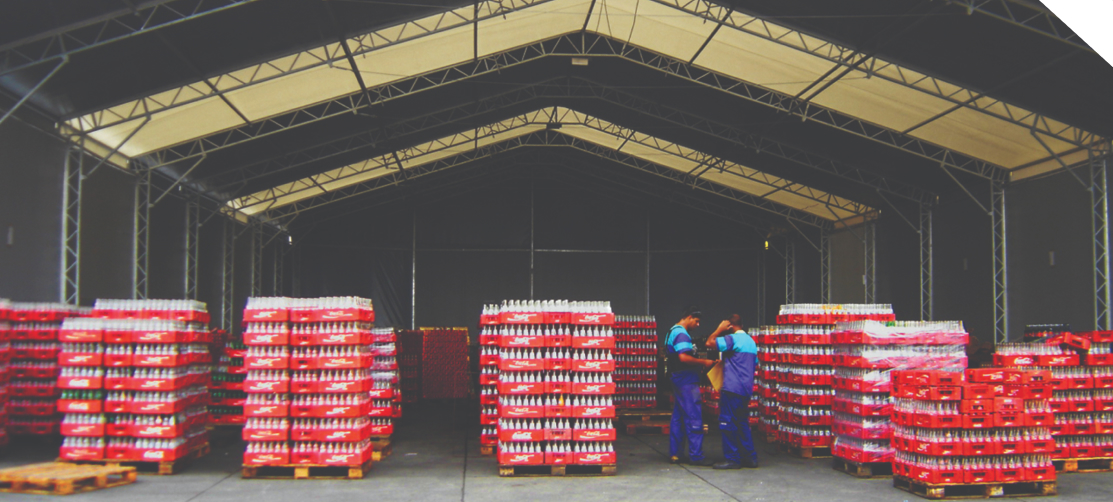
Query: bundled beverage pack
[[614, 315, 658, 409], [7, 302, 86, 437]]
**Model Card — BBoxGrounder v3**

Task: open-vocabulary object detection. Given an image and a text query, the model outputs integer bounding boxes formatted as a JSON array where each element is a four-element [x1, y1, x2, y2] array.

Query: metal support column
[[62, 147, 83, 305], [1093, 157, 1111, 330], [785, 240, 796, 304], [819, 228, 831, 304], [133, 169, 151, 300], [184, 198, 200, 300], [291, 244, 301, 297], [221, 219, 235, 332], [864, 221, 877, 303], [920, 204, 934, 321], [757, 249, 766, 326], [992, 181, 1009, 343], [272, 241, 281, 296], [252, 224, 264, 297]]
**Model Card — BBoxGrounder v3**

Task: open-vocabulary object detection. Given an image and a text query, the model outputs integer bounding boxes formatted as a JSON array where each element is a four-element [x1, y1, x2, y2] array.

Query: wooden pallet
[[498, 464, 616, 477], [64, 442, 210, 475], [242, 459, 373, 480], [622, 419, 670, 436], [370, 437, 393, 461], [893, 476, 1057, 499], [0, 462, 137, 495], [479, 445, 496, 456], [832, 457, 893, 478], [780, 444, 832, 459], [1053, 457, 1113, 473], [617, 409, 670, 421]]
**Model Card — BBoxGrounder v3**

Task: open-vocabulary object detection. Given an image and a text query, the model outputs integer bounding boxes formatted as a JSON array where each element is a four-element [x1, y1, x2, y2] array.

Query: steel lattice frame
[[185, 197, 201, 300], [251, 224, 263, 296], [992, 181, 1009, 342], [134, 33, 1013, 181], [864, 221, 877, 303], [819, 227, 830, 304], [1093, 156, 1111, 330], [221, 218, 235, 332], [133, 167, 151, 300], [757, 249, 766, 326], [272, 243, 281, 296], [945, 0, 1092, 54], [62, 146, 83, 305], [785, 240, 796, 304], [920, 203, 934, 321]]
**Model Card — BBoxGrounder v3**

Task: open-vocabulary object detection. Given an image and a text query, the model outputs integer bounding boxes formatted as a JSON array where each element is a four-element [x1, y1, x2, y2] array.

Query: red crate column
[[209, 329, 246, 425], [0, 300, 11, 449], [9, 302, 85, 437], [614, 315, 658, 410]]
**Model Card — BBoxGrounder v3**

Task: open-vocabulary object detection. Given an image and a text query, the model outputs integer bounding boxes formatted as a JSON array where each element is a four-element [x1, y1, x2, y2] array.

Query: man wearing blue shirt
[[706, 314, 759, 469], [665, 306, 716, 466]]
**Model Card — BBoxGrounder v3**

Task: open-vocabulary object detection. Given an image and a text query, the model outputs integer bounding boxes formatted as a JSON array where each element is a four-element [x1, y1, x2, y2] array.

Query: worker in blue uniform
[[706, 314, 759, 469], [666, 306, 717, 466]]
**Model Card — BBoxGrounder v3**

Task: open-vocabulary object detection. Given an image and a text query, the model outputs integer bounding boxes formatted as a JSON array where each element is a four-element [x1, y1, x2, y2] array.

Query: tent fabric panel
[[694, 26, 832, 95], [599, 0, 719, 62], [477, 0, 589, 57], [85, 98, 245, 157], [223, 63, 363, 121], [810, 72, 956, 132], [914, 106, 1073, 169], [1011, 148, 1092, 181]]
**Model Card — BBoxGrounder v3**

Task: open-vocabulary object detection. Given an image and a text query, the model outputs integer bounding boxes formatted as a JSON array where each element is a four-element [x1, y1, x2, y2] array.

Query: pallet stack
[[752, 326, 780, 443], [56, 300, 213, 474], [369, 326, 400, 460], [421, 328, 468, 400], [614, 315, 657, 409], [829, 321, 968, 478], [992, 332, 1113, 474], [8, 302, 85, 437], [480, 300, 619, 476], [891, 368, 1059, 499], [209, 329, 247, 426], [397, 330, 422, 404], [0, 299, 10, 449], [241, 296, 382, 479]]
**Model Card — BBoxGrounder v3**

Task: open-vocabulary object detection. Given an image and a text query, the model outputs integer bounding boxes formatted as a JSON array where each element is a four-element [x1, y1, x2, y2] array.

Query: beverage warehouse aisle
[[2, 406, 1112, 502]]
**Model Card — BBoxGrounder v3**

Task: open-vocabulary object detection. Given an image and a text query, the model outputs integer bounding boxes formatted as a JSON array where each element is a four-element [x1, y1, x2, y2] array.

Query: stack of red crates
[[752, 326, 780, 440], [614, 315, 657, 409], [764, 304, 895, 453], [421, 328, 467, 399], [241, 297, 389, 470], [480, 301, 618, 467], [892, 368, 1057, 486], [0, 299, 10, 448], [992, 332, 1113, 463], [58, 299, 213, 463], [8, 302, 85, 436], [397, 330, 422, 403], [209, 329, 247, 425], [830, 320, 968, 466]]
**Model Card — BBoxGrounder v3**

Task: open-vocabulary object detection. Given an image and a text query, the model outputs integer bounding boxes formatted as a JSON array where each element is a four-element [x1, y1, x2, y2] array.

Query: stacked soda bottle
[[57, 300, 211, 462], [992, 331, 1113, 464], [209, 328, 246, 425], [482, 300, 618, 467], [613, 315, 657, 409], [751, 326, 780, 441], [830, 320, 968, 469], [891, 368, 1057, 485], [0, 299, 10, 448], [242, 297, 385, 469], [8, 302, 85, 436], [767, 304, 894, 454]]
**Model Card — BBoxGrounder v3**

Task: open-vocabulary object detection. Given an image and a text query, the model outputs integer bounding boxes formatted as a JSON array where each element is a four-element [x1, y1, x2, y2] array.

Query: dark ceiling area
[[2, 0, 1109, 236]]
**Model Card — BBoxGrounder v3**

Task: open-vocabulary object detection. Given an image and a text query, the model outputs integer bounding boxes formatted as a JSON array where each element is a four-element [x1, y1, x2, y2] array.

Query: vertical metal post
[[864, 220, 876, 303], [273, 239, 282, 296], [530, 183, 535, 300], [992, 180, 1009, 343], [221, 219, 235, 332], [1093, 156, 1111, 330], [785, 239, 796, 304], [291, 244, 301, 297], [819, 227, 830, 304], [411, 210, 417, 330], [920, 204, 934, 321], [757, 249, 766, 326], [133, 168, 151, 300], [252, 224, 263, 297], [645, 211, 651, 315], [62, 147, 83, 305], [184, 198, 200, 300]]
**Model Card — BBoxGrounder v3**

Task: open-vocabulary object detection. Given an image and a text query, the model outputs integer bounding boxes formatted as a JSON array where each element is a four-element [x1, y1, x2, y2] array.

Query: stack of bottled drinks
[[614, 315, 657, 409], [0, 299, 10, 447], [6, 302, 85, 437], [209, 328, 246, 425]]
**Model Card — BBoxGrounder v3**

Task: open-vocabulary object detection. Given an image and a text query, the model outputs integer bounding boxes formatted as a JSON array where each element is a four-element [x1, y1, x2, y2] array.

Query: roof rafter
[[944, 0, 1093, 54]]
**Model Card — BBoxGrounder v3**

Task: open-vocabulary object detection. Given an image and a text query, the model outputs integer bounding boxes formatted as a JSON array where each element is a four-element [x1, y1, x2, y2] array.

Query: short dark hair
[[728, 314, 743, 327], [681, 305, 702, 319]]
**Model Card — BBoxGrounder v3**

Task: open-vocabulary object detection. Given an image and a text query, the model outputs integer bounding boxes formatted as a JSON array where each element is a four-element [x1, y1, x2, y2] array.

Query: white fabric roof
[[63, 0, 1102, 182]]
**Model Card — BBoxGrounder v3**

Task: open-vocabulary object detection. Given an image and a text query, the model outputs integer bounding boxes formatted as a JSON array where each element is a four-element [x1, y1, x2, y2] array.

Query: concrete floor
[[2, 409, 1112, 502]]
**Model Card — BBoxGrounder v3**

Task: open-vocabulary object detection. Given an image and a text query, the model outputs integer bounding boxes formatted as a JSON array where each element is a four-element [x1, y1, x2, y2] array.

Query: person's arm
[[678, 352, 716, 369], [704, 320, 732, 348]]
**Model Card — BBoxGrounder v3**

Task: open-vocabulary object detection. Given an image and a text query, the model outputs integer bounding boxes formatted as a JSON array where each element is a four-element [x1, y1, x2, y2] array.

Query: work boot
[[713, 462, 744, 470], [669, 456, 686, 465], [688, 458, 716, 467], [740, 459, 759, 469]]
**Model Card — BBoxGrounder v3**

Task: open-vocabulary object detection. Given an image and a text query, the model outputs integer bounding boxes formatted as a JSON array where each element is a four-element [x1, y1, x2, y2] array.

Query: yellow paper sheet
[[707, 361, 723, 391]]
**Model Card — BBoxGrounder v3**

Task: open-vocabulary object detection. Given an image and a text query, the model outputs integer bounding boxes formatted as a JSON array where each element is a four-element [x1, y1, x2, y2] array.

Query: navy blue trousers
[[719, 391, 757, 464], [669, 381, 704, 460]]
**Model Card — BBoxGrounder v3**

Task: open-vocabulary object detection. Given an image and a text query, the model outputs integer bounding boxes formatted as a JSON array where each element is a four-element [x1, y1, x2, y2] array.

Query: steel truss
[[944, 0, 1092, 54], [133, 32, 1011, 181], [251, 224, 263, 297], [272, 243, 281, 296], [1093, 156, 1111, 330], [62, 146, 83, 304], [0, 0, 254, 77], [221, 218, 235, 332], [864, 220, 876, 303], [785, 239, 796, 304], [260, 131, 834, 229], [819, 227, 830, 304], [920, 203, 934, 321], [185, 197, 200, 300], [991, 181, 1008, 342], [757, 249, 766, 326], [134, 167, 151, 300]]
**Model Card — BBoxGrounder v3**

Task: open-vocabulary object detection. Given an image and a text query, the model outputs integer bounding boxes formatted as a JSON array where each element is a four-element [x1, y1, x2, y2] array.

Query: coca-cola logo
[[325, 406, 352, 415], [581, 453, 605, 462], [251, 431, 281, 438], [68, 402, 90, 411], [324, 454, 355, 463], [139, 404, 163, 411], [511, 431, 534, 440], [581, 384, 604, 392], [69, 355, 92, 362], [581, 339, 603, 346], [581, 361, 604, 369], [139, 332, 169, 341], [508, 362, 536, 369], [1014, 356, 1034, 365], [256, 406, 278, 413], [142, 450, 166, 460], [510, 454, 534, 463], [326, 432, 351, 439], [251, 382, 280, 390], [68, 378, 91, 387], [141, 380, 167, 388], [507, 314, 535, 322], [579, 314, 604, 322], [142, 356, 169, 363], [583, 407, 605, 416], [1047, 356, 1069, 364], [72, 425, 94, 433], [252, 454, 282, 462], [139, 426, 170, 435], [324, 358, 354, 367], [252, 311, 279, 319], [510, 337, 533, 345], [580, 431, 606, 439], [325, 382, 354, 391], [510, 385, 533, 392], [323, 335, 350, 342], [506, 408, 532, 416], [253, 334, 277, 342], [253, 358, 281, 366]]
